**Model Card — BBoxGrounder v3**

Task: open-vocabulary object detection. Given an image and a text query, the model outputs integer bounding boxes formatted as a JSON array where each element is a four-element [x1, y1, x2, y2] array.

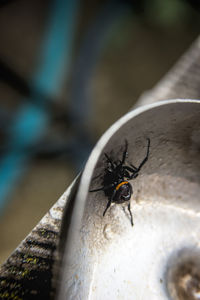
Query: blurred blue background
[[0, 0, 199, 263]]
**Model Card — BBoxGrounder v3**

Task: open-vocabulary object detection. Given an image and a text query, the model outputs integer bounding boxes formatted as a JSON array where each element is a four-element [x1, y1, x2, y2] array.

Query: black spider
[[90, 138, 150, 226]]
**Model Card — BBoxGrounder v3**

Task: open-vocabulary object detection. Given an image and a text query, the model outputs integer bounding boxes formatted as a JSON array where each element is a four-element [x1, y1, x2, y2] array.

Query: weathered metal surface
[[56, 100, 200, 300]]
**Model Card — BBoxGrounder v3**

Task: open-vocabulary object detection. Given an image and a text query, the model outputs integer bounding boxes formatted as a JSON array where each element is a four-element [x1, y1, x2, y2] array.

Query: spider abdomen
[[113, 181, 133, 204]]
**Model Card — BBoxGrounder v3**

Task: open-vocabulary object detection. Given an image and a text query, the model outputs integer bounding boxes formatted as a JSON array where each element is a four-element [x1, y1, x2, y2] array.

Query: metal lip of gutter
[[57, 99, 200, 299]]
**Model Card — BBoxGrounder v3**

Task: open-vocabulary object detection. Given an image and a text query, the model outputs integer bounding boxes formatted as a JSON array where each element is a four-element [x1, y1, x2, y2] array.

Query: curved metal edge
[[72, 99, 200, 233], [56, 99, 200, 300], [52, 173, 82, 297]]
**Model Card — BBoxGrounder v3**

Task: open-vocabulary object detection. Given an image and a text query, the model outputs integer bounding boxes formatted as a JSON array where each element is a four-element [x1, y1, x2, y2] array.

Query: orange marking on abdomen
[[115, 181, 128, 191]]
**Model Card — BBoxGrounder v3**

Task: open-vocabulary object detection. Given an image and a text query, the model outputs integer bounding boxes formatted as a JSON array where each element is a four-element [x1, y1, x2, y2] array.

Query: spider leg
[[124, 165, 137, 173], [128, 202, 134, 226], [103, 199, 112, 216], [90, 187, 105, 192], [123, 137, 150, 180], [130, 164, 137, 170], [125, 172, 138, 180], [123, 166, 138, 180], [104, 153, 115, 170], [122, 139, 150, 178], [103, 189, 116, 216], [124, 170, 131, 178]]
